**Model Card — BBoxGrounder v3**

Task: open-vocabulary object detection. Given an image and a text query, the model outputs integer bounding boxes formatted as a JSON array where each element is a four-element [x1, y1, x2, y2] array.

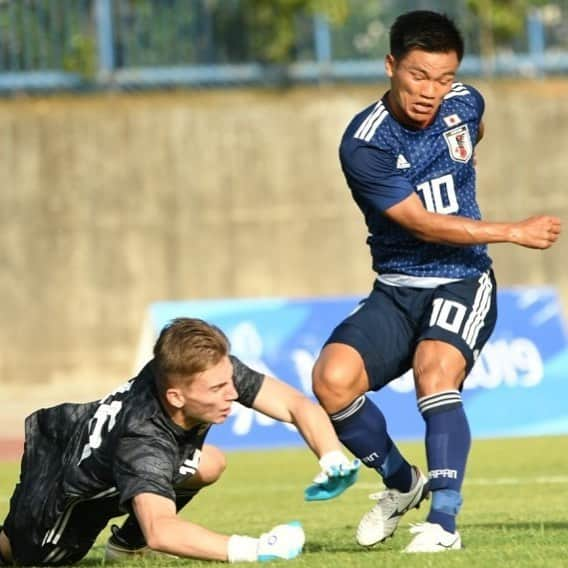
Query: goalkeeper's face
[[177, 355, 238, 426]]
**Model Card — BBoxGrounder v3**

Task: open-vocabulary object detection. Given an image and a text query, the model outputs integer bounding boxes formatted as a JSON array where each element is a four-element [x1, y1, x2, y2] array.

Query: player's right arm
[[116, 429, 304, 563], [132, 492, 229, 560], [384, 192, 561, 249], [115, 440, 231, 560], [132, 492, 305, 563]]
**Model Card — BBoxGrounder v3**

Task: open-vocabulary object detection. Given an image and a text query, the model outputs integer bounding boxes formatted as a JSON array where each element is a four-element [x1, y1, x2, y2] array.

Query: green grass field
[[1, 436, 567, 567]]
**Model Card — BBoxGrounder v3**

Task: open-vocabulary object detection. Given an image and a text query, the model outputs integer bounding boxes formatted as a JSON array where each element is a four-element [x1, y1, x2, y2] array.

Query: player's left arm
[[252, 375, 342, 457], [252, 375, 360, 500]]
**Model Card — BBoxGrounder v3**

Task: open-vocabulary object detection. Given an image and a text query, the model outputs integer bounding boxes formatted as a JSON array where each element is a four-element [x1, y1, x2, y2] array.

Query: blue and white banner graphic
[[135, 288, 568, 449]]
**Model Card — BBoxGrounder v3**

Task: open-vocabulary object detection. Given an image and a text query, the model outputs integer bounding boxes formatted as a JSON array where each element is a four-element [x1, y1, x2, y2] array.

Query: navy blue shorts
[[325, 270, 497, 391]]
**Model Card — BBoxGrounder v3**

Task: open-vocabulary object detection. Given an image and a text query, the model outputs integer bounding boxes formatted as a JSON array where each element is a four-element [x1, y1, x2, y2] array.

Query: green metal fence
[[1, 0, 568, 92]]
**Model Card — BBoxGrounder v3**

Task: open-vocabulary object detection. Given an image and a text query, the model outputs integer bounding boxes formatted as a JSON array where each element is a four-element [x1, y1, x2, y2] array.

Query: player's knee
[[414, 363, 442, 394], [197, 445, 227, 486], [414, 342, 467, 396], [413, 360, 464, 396], [312, 356, 364, 412]]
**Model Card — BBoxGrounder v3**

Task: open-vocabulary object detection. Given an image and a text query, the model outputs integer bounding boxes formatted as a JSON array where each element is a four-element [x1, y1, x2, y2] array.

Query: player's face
[[385, 48, 459, 128], [180, 356, 238, 426]]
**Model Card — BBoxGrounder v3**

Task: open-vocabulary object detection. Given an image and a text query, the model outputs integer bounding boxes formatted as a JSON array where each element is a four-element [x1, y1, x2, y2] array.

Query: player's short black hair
[[390, 10, 464, 62]]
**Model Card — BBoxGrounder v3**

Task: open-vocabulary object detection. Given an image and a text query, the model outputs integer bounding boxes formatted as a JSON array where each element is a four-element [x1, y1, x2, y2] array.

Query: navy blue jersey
[[340, 83, 492, 280]]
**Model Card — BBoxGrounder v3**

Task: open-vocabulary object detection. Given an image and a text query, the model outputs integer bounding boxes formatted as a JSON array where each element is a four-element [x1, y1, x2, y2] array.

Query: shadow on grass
[[305, 542, 395, 554]]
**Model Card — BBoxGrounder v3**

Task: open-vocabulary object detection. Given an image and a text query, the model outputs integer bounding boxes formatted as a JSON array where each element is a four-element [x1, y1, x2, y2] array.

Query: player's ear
[[385, 54, 395, 77], [166, 387, 185, 409]]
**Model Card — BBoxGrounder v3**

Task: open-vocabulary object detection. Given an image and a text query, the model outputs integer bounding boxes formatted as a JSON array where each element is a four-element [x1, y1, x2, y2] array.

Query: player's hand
[[257, 522, 305, 561], [511, 215, 562, 249], [304, 451, 361, 501]]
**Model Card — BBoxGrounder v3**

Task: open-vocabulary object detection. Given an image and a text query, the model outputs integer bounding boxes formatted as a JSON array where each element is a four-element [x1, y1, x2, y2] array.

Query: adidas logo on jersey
[[396, 154, 411, 169]]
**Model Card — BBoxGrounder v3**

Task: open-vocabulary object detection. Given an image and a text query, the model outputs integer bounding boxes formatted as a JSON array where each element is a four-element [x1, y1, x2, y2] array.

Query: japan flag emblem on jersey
[[443, 124, 473, 163]]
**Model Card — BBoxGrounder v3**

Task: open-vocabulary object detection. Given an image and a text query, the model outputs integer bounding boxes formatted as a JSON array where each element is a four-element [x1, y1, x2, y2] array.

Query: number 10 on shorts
[[429, 298, 467, 334]]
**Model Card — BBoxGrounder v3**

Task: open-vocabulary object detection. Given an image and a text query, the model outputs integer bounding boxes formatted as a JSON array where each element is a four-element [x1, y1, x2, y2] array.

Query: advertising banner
[[135, 288, 568, 449]]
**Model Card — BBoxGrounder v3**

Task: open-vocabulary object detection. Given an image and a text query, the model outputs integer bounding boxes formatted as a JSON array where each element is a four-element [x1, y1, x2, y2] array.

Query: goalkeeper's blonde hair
[[153, 317, 230, 393]]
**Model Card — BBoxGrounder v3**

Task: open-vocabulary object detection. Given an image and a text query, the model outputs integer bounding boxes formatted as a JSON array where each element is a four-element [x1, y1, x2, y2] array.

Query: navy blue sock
[[418, 390, 471, 534], [331, 395, 413, 491]]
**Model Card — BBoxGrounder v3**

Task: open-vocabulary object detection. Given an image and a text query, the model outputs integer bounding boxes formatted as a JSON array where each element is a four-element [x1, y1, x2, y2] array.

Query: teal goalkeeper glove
[[227, 522, 305, 563], [257, 521, 305, 562], [304, 451, 361, 501]]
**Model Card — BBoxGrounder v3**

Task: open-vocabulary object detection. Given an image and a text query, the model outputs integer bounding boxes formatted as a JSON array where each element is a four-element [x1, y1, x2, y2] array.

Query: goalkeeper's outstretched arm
[[132, 492, 305, 563], [252, 375, 360, 501]]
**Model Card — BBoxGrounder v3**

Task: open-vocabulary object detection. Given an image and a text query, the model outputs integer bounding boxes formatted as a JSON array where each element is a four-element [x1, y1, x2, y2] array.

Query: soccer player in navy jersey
[[0, 318, 358, 566], [312, 10, 561, 553]]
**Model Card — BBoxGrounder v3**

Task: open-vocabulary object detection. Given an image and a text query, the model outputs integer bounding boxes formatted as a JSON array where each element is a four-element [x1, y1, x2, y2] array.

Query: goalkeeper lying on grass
[[0, 318, 359, 566]]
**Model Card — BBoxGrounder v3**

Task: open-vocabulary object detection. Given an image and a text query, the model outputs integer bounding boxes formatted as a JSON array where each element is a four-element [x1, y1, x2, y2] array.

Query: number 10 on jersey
[[416, 174, 458, 214]]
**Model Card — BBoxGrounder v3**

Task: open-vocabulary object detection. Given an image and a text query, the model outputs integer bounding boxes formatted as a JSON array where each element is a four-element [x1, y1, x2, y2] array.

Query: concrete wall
[[1, 80, 567, 392]]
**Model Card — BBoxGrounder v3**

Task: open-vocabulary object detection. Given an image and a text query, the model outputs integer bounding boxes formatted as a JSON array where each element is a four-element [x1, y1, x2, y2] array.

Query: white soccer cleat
[[356, 466, 429, 547], [404, 522, 462, 553]]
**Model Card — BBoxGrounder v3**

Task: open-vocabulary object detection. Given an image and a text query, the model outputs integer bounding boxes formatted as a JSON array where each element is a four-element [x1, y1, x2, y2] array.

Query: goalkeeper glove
[[304, 450, 361, 501], [227, 521, 305, 563]]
